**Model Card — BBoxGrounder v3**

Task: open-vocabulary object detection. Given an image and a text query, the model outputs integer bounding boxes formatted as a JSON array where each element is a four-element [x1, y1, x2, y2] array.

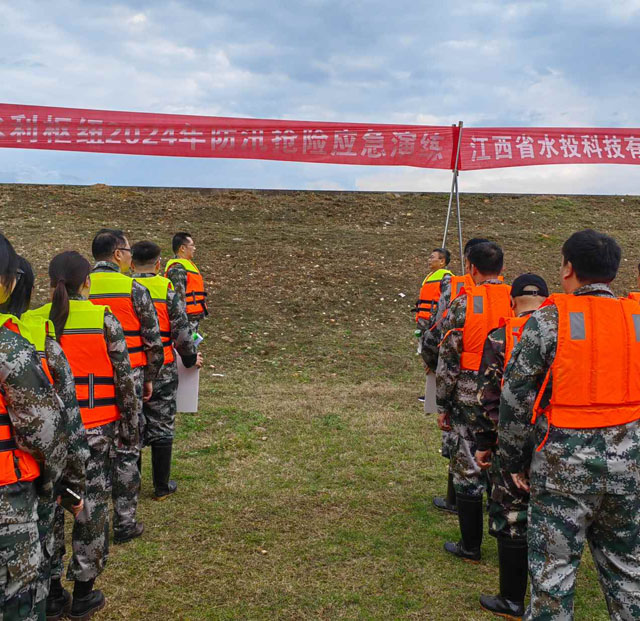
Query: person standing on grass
[[422, 238, 489, 516], [500, 230, 640, 620], [0, 234, 66, 620], [164, 232, 208, 335], [29, 251, 139, 619], [471, 273, 548, 619], [131, 241, 203, 500], [3, 255, 89, 619], [436, 242, 512, 562]]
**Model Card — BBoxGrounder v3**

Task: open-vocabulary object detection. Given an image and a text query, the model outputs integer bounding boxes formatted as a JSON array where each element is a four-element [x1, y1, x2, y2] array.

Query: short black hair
[[562, 229, 620, 283], [433, 247, 451, 266], [172, 232, 192, 254], [468, 241, 503, 274], [92, 228, 127, 261], [464, 237, 490, 258], [132, 241, 161, 266]]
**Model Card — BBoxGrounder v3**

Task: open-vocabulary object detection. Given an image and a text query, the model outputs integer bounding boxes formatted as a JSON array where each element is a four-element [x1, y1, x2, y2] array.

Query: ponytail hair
[[4, 256, 35, 318], [48, 251, 91, 341]]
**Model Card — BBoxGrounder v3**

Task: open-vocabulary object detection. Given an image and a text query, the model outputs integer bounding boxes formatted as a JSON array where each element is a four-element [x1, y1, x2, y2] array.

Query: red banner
[[460, 127, 640, 170], [0, 103, 455, 169]]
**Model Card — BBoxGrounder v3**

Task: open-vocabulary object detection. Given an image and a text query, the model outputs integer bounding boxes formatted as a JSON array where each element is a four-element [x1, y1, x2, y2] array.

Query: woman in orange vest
[[31, 251, 138, 620], [0, 233, 65, 620], [2, 255, 89, 618]]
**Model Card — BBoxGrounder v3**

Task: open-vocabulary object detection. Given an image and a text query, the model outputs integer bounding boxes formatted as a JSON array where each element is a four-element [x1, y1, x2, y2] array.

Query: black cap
[[511, 273, 549, 298]]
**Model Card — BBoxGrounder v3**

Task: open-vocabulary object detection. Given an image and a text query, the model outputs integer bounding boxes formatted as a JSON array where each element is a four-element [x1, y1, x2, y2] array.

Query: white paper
[[176, 354, 200, 413], [424, 373, 437, 415]]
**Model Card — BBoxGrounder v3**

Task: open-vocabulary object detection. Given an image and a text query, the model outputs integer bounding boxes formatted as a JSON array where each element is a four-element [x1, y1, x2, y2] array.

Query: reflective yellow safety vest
[[133, 275, 175, 365], [164, 258, 208, 316], [89, 271, 146, 368], [414, 269, 454, 322]]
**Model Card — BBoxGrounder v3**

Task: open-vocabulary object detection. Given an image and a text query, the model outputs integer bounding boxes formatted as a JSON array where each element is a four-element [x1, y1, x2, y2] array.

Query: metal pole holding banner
[[442, 121, 464, 269]]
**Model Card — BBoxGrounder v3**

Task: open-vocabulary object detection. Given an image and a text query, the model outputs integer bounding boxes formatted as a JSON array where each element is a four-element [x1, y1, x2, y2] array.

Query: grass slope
[[3, 184, 637, 620]]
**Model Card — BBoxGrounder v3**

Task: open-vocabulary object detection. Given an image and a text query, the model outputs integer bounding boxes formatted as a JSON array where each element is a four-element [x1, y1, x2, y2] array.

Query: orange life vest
[[502, 316, 530, 372], [89, 271, 147, 368], [460, 283, 513, 371], [533, 294, 640, 431], [164, 259, 207, 316], [414, 269, 454, 322], [133, 275, 175, 365], [27, 302, 121, 430], [628, 292, 640, 303], [0, 315, 41, 487]]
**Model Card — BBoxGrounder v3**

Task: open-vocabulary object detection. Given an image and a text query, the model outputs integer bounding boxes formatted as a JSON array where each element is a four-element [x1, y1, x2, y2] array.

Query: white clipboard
[[424, 373, 437, 414], [176, 354, 200, 413]]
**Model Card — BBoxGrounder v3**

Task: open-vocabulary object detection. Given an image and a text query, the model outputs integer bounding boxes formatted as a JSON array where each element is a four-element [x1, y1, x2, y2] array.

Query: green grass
[[0, 184, 629, 619]]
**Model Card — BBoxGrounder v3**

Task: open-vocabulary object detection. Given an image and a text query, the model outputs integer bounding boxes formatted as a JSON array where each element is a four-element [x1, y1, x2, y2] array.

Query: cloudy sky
[[1, 0, 640, 194]]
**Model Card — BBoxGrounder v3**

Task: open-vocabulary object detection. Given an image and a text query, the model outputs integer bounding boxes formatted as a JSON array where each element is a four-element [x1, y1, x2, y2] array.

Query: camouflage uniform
[[132, 273, 197, 446], [472, 321, 532, 541], [92, 261, 163, 539], [500, 283, 640, 620], [165, 262, 205, 334], [34, 336, 89, 606], [436, 279, 506, 497], [0, 323, 65, 620], [421, 273, 455, 458], [51, 300, 138, 582]]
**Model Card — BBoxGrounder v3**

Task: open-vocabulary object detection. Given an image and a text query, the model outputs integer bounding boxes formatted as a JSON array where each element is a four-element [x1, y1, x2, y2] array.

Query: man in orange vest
[[131, 241, 203, 499], [500, 230, 640, 619], [414, 247, 453, 331], [422, 238, 489, 515], [165, 232, 208, 334], [90, 229, 164, 545], [436, 241, 512, 561], [471, 273, 549, 619]]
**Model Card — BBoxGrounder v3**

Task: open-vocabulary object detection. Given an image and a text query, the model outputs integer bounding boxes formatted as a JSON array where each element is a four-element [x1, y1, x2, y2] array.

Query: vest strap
[[77, 397, 117, 409], [0, 438, 17, 452]]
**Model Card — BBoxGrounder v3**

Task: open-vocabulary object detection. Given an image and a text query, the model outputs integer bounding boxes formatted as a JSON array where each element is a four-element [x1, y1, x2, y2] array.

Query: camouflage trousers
[[111, 366, 143, 538], [143, 362, 178, 446], [526, 488, 640, 621], [33, 495, 57, 607], [488, 450, 529, 541], [51, 423, 115, 583], [0, 522, 40, 621]]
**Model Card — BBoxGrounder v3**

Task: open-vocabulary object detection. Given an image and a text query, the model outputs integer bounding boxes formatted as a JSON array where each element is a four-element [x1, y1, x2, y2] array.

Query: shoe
[[444, 540, 481, 562], [418, 395, 425, 403], [68, 590, 105, 620], [46, 587, 71, 620], [113, 522, 144, 544], [479, 593, 524, 619], [433, 496, 457, 514], [151, 441, 178, 500]]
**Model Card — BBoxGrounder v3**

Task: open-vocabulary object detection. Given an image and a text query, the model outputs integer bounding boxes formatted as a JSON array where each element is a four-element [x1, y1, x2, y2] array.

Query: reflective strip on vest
[[133, 275, 175, 365], [89, 271, 147, 368], [460, 283, 513, 371], [535, 294, 640, 429], [0, 314, 42, 486], [165, 258, 208, 316], [26, 302, 120, 429]]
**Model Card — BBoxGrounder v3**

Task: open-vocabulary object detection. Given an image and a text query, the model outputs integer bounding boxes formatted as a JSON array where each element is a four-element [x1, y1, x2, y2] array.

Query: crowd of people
[[0, 230, 208, 620], [414, 230, 640, 620]]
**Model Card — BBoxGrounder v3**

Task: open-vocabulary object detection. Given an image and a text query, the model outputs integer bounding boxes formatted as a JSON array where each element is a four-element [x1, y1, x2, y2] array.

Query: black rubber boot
[[444, 492, 483, 561], [69, 579, 105, 620], [113, 521, 144, 545], [151, 441, 178, 500], [46, 577, 71, 620], [433, 472, 457, 514], [479, 538, 527, 619]]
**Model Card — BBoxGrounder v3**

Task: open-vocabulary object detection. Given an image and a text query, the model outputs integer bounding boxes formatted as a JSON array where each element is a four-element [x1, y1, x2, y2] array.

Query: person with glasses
[[164, 232, 208, 334], [88, 229, 163, 545]]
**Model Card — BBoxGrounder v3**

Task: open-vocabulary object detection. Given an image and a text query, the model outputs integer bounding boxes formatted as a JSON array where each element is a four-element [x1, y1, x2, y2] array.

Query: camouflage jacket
[[436, 279, 504, 415], [44, 336, 89, 499], [0, 325, 66, 523], [420, 273, 453, 372], [92, 261, 164, 382], [471, 311, 535, 451], [166, 261, 206, 322], [132, 273, 198, 368], [69, 294, 139, 446], [499, 283, 640, 494]]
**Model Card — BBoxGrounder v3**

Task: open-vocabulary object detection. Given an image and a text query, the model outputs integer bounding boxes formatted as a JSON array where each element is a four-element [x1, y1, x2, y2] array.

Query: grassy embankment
[[3, 184, 637, 619]]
